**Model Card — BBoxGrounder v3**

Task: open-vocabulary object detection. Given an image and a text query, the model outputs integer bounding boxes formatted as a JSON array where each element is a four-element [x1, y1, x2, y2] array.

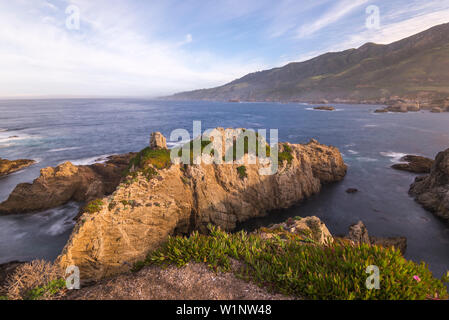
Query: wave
[[356, 157, 378, 162], [348, 149, 359, 155], [380, 151, 408, 163], [48, 147, 82, 153], [67, 154, 113, 166], [363, 124, 378, 128]]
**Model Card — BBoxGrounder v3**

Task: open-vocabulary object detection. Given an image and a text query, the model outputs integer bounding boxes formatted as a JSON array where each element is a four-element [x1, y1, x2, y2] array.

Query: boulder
[[409, 148, 449, 221], [57, 129, 347, 280], [345, 221, 407, 254], [0, 158, 35, 177], [391, 155, 434, 174], [431, 107, 443, 113], [150, 132, 167, 149]]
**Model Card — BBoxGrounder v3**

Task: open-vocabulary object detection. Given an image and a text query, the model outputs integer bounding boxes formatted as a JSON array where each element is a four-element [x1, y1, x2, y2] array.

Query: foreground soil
[[66, 263, 292, 300]]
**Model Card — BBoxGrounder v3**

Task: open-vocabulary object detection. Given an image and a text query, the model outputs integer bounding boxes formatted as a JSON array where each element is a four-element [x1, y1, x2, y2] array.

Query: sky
[[1, 0, 449, 98]]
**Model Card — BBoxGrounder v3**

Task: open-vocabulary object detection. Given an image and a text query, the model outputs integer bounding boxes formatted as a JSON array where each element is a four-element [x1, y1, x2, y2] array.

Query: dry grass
[[2, 260, 64, 300]]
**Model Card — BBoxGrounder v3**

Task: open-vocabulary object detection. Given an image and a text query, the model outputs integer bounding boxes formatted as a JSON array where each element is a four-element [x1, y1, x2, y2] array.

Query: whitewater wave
[[348, 149, 359, 155], [356, 157, 378, 162], [48, 147, 82, 153], [67, 154, 113, 166], [380, 151, 408, 163]]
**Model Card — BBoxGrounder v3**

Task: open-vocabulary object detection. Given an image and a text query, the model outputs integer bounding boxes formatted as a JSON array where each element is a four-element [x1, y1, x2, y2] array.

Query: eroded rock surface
[[0, 158, 35, 177], [0, 154, 135, 215], [58, 129, 347, 280], [409, 148, 449, 221]]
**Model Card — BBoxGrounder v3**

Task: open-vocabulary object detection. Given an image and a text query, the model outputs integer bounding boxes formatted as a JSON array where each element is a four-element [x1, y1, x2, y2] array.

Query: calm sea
[[0, 99, 448, 277]]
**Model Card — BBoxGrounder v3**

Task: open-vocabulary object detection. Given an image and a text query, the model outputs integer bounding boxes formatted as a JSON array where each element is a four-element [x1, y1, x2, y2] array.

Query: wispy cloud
[[296, 0, 369, 38]]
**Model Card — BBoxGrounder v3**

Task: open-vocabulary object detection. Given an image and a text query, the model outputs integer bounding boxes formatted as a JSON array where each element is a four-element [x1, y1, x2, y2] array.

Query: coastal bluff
[[57, 129, 347, 280]]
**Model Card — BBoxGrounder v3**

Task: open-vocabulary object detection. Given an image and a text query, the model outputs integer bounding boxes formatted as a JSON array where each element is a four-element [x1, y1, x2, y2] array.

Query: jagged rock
[[345, 221, 407, 254], [391, 155, 434, 174], [150, 132, 167, 149], [0, 158, 35, 177], [57, 129, 347, 280], [346, 188, 358, 194], [0, 153, 135, 215], [409, 148, 449, 221]]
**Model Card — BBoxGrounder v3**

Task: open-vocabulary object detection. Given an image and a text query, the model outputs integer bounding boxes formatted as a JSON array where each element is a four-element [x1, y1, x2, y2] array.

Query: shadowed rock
[[409, 148, 449, 222], [391, 155, 434, 174]]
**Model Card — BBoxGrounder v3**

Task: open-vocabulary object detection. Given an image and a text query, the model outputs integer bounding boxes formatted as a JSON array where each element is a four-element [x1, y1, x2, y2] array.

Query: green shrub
[[25, 278, 66, 300], [237, 166, 247, 179], [278, 144, 293, 164], [84, 199, 104, 214], [134, 226, 448, 300]]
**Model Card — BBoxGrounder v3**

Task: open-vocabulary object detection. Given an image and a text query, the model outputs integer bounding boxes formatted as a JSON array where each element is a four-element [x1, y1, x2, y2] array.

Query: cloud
[[296, 0, 369, 38]]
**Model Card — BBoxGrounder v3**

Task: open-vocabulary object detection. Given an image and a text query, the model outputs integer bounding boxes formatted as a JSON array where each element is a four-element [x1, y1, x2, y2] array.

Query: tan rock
[[57, 130, 347, 280], [0, 153, 135, 215], [0, 158, 35, 177], [150, 132, 167, 149]]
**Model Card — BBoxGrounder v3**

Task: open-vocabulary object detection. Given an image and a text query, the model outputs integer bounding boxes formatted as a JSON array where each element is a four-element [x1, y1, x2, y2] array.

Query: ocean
[[0, 99, 448, 278]]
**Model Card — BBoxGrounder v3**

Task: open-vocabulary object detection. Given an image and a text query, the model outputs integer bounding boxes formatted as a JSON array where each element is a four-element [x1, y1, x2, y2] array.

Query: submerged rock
[[409, 148, 449, 222], [0, 158, 35, 177], [57, 129, 347, 280], [0, 154, 135, 215], [391, 155, 434, 174], [346, 188, 359, 194]]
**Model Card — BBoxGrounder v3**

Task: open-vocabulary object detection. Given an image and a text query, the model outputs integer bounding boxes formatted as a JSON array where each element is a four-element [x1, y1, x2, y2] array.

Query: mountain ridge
[[167, 22, 449, 106]]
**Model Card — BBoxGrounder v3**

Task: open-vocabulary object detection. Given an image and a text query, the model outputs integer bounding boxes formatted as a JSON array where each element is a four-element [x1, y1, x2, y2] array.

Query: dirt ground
[[66, 263, 293, 300]]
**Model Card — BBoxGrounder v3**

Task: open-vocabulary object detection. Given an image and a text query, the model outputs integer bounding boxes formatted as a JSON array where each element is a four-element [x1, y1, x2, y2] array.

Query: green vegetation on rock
[[84, 199, 104, 214], [25, 278, 66, 300], [133, 226, 448, 300], [236, 166, 247, 179]]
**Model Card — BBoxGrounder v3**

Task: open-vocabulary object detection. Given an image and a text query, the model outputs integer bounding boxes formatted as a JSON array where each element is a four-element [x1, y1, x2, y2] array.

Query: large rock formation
[[58, 130, 347, 280], [0, 154, 134, 215], [391, 155, 434, 174], [0, 158, 35, 177], [409, 148, 449, 221]]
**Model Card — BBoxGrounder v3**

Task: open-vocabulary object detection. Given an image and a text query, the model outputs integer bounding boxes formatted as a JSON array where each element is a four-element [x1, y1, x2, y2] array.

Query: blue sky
[[1, 0, 449, 97]]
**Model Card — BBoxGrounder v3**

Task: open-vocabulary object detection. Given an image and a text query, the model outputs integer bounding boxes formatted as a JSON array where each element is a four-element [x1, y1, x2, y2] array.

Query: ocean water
[[0, 99, 448, 278]]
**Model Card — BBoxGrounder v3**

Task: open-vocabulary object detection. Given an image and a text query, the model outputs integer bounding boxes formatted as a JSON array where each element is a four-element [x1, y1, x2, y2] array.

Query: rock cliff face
[[0, 154, 134, 215], [409, 148, 449, 222], [0, 158, 35, 177], [57, 130, 347, 280]]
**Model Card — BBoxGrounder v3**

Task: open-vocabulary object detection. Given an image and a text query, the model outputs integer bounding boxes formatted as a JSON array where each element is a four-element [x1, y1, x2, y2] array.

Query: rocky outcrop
[[313, 106, 335, 111], [0, 158, 35, 177], [57, 129, 347, 280], [149, 132, 167, 149], [0, 154, 135, 215], [345, 221, 407, 254], [409, 148, 449, 221], [258, 216, 333, 245], [391, 155, 434, 174], [375, 102, 420, 113]]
